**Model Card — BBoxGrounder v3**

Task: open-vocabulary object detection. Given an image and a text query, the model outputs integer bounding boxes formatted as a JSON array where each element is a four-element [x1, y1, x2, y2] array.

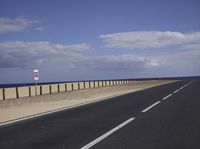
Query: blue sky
[[0, 0, 200, 83]]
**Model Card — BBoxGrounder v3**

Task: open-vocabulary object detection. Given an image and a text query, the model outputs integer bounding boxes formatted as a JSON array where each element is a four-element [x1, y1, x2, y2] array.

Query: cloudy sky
[[0, 0, 200, 84]]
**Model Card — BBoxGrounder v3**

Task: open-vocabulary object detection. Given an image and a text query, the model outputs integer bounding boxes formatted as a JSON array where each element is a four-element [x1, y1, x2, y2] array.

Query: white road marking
[[162, 94, 173, 100], [81, 81, 194, 149], [180, 81, 193, 90], [80, 118, 135, 149], [180, 86, 184, 90], [173, 89, 179, 94], [186, 81, 193, 86], [141, 101, 161, 113]]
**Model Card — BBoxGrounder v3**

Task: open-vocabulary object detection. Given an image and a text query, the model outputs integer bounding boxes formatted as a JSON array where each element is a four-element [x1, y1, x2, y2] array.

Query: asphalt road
[[0, 81, 199, 149]]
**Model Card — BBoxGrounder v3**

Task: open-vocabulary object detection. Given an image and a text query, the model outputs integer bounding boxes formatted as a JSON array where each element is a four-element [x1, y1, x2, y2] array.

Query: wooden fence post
[[16, 87, 19, 98], [65, 84, 67, 91], [29, 86, 31, 97], [58, 84, 60, 93], [78, 82, 80, 90], [71, 83, 74, 91], [3, 88, 5, 100], [40, 86, 42, 95], [49, 85, 52, 94]]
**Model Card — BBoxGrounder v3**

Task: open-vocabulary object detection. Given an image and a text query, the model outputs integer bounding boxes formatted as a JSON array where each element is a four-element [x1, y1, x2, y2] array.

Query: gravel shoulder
[[0, 80, 175, 123]]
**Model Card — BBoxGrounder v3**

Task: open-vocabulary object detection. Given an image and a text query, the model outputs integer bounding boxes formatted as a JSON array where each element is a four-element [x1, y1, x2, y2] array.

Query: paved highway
[[0, 81, 199, 149]]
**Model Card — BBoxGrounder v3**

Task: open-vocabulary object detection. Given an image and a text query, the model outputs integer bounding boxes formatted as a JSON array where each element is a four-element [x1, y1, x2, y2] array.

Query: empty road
[[0, 80, 200, 149]]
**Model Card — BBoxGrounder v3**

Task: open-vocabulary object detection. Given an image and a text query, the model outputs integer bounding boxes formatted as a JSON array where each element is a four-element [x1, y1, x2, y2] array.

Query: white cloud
[[1, 39, 199, 77], [180, 43, 200, 50], [82, 55, 159, 71], [0, 41, 93, 68], [153, 49, 200, 76], [0, 30, 200, 83], [0, 40, 159, 76], [34, 26, 45, 31], [0, 17, 43, 34], [99, 31, 200, 50]]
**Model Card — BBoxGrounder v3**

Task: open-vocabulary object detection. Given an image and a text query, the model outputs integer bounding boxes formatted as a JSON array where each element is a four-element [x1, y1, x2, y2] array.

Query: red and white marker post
[[33, 69, 39, 96]]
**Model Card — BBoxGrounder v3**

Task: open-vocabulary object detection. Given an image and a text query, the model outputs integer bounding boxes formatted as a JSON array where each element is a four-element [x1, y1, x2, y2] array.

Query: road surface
[[0, 81, 199, 149]]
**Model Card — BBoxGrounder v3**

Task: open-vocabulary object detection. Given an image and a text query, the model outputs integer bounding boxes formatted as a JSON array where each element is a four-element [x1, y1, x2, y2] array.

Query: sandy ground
[[0, 80, 174, 123]]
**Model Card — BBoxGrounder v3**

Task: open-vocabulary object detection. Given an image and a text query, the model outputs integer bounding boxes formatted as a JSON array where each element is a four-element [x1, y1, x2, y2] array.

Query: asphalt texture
[[0, 81, 199, 149]]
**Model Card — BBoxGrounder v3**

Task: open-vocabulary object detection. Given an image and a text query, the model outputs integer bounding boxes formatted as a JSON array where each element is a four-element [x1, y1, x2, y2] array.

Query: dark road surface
[[0, 81, 200, 149]]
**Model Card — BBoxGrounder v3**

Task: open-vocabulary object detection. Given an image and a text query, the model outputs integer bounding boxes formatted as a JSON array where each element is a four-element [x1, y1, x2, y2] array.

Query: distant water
[[0, 81, 69, 89], [0, 76, 200, 88], [0, 80, 87, 88]]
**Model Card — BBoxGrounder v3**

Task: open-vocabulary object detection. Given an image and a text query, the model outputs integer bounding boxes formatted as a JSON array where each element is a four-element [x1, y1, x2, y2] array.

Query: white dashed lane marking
[[142, 101, 161, 113], [173, 89, 179, 94], [80, 118, 135, 149], [81, 81, 195, 149], [162, 94, 173, 100]]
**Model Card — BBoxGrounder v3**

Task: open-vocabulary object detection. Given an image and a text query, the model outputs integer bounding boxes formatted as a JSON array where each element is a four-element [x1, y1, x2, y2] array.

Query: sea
[[0, 76, 200, 89]]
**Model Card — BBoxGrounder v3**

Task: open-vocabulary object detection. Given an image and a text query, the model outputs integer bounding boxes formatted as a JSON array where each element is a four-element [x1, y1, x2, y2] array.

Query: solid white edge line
[[80, 117, 135, 149], [173, 89, 179, 94], [162, 94, 173, 100], [141, 101, 161, 113]]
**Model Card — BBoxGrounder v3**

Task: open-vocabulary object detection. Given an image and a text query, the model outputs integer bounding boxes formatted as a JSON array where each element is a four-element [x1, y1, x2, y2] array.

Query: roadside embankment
[[0, 80, 175, 124]]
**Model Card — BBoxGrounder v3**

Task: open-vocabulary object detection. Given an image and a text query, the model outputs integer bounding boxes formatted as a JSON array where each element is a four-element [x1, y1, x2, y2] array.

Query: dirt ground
[[0, 80, 175, 123]]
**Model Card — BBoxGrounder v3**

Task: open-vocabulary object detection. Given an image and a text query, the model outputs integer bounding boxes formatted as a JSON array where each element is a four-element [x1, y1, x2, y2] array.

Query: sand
[[0, 80, 174, 123]]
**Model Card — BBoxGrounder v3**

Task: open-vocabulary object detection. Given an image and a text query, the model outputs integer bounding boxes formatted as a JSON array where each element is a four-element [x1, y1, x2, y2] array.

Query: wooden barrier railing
[[0, 79, 134, 100]]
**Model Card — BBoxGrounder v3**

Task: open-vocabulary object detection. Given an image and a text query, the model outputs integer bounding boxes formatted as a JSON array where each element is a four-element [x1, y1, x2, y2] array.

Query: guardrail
[[0, 79, 133, 100]]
